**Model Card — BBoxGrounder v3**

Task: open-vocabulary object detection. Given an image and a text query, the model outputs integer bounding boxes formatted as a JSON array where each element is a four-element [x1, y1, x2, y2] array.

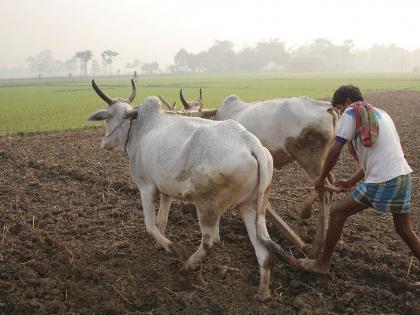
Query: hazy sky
[[2, 0, 420, 69]]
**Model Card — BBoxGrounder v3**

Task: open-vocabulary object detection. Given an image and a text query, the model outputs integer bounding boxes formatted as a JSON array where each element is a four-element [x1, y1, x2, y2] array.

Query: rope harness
[[102, 119, 133, 154], [124, 120, 133, 153]]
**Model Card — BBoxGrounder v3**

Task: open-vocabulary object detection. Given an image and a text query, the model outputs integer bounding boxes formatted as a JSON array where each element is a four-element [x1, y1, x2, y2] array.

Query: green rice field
[[1, 72, 420, 135]]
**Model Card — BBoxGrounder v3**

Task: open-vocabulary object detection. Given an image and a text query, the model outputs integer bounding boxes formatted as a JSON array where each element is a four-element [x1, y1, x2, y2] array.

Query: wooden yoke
[[162, 108, 218, 118]]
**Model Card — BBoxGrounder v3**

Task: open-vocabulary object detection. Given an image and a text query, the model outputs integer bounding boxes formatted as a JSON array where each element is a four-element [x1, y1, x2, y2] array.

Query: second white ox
[[88, 80, 293, 300], [213, 95, 338, 255]]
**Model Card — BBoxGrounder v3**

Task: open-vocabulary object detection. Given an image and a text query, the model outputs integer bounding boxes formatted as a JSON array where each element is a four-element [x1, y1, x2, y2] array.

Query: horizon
[[2, 0, 420, 72]]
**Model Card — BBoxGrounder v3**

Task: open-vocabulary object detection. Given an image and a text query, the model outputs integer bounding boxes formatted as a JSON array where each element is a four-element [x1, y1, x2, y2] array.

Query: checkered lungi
[[351, 173, 413, 213]]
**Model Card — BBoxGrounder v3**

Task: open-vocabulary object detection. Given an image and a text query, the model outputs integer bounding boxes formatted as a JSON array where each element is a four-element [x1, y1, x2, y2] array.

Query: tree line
[[171, 38, 420, 73], [25, 49, 120, 78], [6, 38, 420, 78], [23, 49, 161, 78]]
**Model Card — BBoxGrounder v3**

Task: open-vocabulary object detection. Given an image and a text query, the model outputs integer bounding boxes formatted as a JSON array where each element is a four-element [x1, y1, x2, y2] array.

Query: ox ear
[[123, 108, 138, 120], [88, 110, 112, 121]]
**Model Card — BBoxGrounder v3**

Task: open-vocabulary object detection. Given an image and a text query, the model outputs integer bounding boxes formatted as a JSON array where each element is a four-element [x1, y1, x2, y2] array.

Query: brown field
[[0, 90, 419, 314]]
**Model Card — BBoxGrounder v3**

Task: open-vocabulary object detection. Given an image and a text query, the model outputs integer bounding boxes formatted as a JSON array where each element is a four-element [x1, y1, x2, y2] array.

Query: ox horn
[[198, 88, 204, 111], [127, 79, 137, 103], [92, 80, 113, 105], [179, 89, 190, 110], [159, 95, 175, 111]]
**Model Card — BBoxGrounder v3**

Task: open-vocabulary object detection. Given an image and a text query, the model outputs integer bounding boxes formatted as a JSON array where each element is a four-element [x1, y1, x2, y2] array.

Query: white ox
[[213, 95, 338, 255], [87, 80, 294, 300]]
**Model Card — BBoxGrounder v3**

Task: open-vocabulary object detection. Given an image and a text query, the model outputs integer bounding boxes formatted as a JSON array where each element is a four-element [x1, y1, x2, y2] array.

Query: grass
[[1, 72, 420, 135]]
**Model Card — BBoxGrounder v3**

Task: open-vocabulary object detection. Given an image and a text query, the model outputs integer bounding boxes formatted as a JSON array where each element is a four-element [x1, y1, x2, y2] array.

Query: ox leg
[[156, 193, 171, 236], [183, 210, 221, 271], [295, 149, 333, 219], [141, 188, 189, 262], [240, 205, 271, 301], [301, 192, 319, 219]]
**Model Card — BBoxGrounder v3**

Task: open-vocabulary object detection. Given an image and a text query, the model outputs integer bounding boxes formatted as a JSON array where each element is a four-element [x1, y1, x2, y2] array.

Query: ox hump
[[137, 96, 161, 117], [222, 95, 241, 106]]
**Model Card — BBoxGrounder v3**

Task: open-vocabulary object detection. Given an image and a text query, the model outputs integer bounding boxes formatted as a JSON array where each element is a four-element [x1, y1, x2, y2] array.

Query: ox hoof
[[295, 258, 330, 275], [300, 206, 313, 219], [169, 242, 190, 263], [255, 289, 271, 302], [182, 259, 201, 272], [180, 265, 194, 275]]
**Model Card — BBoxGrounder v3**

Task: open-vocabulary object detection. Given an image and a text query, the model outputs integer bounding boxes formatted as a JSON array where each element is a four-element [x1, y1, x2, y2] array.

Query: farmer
[[297, 85, 420, 273]]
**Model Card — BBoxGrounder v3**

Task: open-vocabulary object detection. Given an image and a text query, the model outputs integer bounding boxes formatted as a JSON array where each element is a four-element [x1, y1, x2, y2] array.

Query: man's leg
[[393, 213, 420, 260], [297, 196, 367, 273]]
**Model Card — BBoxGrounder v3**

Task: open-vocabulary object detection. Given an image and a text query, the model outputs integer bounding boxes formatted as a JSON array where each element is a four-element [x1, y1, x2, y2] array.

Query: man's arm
[[348, 168, 365, 186], [314, 139, 345, 191], [335, 168, 365, 191]]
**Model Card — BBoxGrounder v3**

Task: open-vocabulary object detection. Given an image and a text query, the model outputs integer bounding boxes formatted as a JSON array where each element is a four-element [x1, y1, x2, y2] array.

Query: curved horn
[[92, 80, 113, 105], [127, 79, 137, 103], [179, 89, 190, 110], [198, 88, 204, 111], [159, 95, 173, 110]]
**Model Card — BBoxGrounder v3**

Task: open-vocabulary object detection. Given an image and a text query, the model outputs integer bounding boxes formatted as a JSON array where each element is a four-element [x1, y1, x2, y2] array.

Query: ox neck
[[116, 119, 135, 155], [118, 110, 160, 157]]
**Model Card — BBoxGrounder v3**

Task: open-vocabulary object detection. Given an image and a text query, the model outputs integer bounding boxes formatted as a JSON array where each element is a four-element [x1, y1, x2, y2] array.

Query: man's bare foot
[[296, 258, 330, 274]]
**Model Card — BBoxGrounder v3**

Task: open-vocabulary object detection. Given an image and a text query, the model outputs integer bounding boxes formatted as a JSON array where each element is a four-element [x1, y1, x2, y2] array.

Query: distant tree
[[126, 58, 140, 69], [410, 48, 420, 70], [91, 60, 102, 75], [174, 49, 190, 72], [203, 40, 235, 72], [289, 38, 349, 71], [74, 50, 93, 77], [166, 64, 176, 73], [26, 50, 60, 76], [343, 39, 355, 51], [366, 44, 405, 72], [236, 47, 260, 72], [152, 62, 160, 73], [140, 62, 160, 74], [236, 39, 289, 72], [101, 50, 119, 75], [64, 56, 77, 74], [340, 39, 355, 70], [255, 39, 289, 67], [311, 38, 334, 56]]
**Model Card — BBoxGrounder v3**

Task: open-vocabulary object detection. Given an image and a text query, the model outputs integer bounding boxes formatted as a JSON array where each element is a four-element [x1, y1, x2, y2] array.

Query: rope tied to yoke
[[102, 118, 133, 154]]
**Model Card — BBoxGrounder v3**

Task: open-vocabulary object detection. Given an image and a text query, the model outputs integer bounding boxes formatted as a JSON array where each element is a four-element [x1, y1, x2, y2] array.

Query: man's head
[[331, 85, 364, 112]]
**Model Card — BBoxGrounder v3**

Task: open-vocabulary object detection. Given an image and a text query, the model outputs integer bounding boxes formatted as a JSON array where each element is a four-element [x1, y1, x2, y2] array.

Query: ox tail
[[252, 145, 293, 265]]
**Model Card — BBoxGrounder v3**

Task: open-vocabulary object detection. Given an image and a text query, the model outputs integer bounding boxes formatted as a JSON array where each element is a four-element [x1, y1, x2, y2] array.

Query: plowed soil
[[0, 90, 419, 314]]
